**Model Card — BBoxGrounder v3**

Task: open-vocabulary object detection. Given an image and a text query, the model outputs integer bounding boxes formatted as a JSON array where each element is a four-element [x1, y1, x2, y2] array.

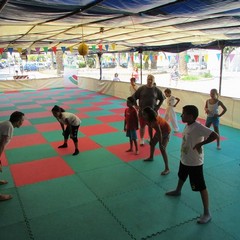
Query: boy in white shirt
[[166, 105, 218, 224]]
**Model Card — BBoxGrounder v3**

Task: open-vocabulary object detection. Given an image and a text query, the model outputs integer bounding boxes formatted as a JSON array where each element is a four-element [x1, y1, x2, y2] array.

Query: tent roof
[[1, 0, 240, 53]]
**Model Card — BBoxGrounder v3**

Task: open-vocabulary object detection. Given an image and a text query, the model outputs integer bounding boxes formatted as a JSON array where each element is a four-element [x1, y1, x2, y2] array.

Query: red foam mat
[[51, 137, 101, 155], [80, 124, 118, 136], [106, 142, 161, 162], [6, 133, 47, 149], [10, 156, 75, 187]]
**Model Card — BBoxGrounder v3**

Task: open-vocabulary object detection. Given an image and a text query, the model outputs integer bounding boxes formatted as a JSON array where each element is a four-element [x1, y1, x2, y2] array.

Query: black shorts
[[64, 125, 79, 142], [178, 162, 206, 192]]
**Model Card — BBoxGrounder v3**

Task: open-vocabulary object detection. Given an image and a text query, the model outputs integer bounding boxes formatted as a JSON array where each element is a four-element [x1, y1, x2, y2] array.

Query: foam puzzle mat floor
[[0, 88, 240, 240]]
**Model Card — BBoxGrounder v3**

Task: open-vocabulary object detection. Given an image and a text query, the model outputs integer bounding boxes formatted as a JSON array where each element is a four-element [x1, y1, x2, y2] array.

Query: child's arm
[[193, 131, 218, 153], [218, 101, 227, 117], [204, 100, 209, 114], [152, 123, 163, 147], [174, 97, 180, 107]]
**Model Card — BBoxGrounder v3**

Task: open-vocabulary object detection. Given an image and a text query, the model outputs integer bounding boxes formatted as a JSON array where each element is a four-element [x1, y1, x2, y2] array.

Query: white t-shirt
[[207, 100, 219, 117], [181, 121, 212, 166], [58, 112, 81, 126], [166, 95, 176, 108], [113, 77, 120, 81], [0, 120, 14, 146]]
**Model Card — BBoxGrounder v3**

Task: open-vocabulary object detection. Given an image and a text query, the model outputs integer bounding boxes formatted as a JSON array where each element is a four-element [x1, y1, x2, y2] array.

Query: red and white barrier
[[13, 75, 29, 80]]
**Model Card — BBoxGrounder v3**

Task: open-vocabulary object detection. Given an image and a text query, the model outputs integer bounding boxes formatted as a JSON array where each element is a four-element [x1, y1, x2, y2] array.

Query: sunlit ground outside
[[1, 64, 240, 99]]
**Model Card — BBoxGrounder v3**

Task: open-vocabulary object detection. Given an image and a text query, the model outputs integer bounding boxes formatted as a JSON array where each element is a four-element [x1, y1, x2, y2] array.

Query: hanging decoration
[[184, 54, 190, 63], [8, 48, 13, 55], [78, 43, 88, 56], [194, 54, 199, 62], [17, 48, 23, 54], [0, 48, 4, 55], [43, 47, 48, 53], [204, 54, 208, 62], [111, 43, 116, 50], [52, 46, 57, 54], [69, 46, 73, 53], [105, 44, 109, 51], [61, 46, 66, 53], [35, 47, 40, 54], [229, 54, 235, 62], [130, 54, 134, 62], [92, 45, 96, 51], [78, 26, 89, 56], [216, 53, 221, 61], [98, 44, 103, 51]]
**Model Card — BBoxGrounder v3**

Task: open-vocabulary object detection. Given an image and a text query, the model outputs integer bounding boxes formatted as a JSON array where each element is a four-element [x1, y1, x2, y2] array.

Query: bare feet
[[165, 190, 181, 196], [0, 180, 8, 185], [161, 170, 170, 175], [126, 149, 133, 152], [135, 150, 139, 155], [143, 158, 153, 162], [0, 194, 12, 201]]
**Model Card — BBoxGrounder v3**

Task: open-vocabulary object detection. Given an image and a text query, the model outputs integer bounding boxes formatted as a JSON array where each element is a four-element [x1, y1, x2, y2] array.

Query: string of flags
[[0, 43, 117, 55], [0, 46, 231, 63]]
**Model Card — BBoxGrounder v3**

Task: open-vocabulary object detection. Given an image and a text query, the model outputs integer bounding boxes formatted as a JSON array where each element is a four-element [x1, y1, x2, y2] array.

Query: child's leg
[[197, 188, 211, 224], [160, 148, 169, 174], [126, 136, 133, 152], [213, 125, 220, 148], [171, 111, 179, 132], [133, 139, 139, 154], [143, 138, 156, 161], [160, 137, 170, 174], [126, 138, 133, 152], [58, 128, 69, 148], [71, 126, 79, 155], [166, 178, 184, 196], [200, 189, 210, 216]]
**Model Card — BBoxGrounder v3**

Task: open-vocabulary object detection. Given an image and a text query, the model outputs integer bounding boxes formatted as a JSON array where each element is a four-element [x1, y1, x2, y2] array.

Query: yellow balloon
[[78, 43, 88, 56]]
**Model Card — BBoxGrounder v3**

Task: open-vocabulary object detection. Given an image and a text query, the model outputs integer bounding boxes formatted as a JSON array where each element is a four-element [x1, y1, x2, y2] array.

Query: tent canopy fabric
[[1, 0, 240, 53]]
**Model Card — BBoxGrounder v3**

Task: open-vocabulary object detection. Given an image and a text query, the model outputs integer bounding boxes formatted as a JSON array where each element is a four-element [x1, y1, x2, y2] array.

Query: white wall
[[78, 76, 240, 129]]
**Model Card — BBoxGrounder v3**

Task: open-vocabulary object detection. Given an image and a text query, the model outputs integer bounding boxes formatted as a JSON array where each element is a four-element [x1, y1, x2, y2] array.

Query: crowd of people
[[1, 74, 227, 224]]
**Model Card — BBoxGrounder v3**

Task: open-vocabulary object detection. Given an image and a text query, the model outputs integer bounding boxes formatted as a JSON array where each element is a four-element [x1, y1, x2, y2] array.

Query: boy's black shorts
[[178, 162, 206, 191]]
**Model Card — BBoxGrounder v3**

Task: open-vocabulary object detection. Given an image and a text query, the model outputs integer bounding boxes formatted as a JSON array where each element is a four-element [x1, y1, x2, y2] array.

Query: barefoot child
[[124, 97, 139, 155], [142, 106, 171, 175], [164, 88, 180, 133], [166, 105, 218, 224], [52, 105, 81, 156], [205, 88, 227, 150]]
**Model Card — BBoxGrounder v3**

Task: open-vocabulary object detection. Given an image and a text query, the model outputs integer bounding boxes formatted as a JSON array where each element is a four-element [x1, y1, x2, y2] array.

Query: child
[[166, 105, 218, 224], [205, 88, 227, 150], [124, 97, 139, 155], [164, 88, 180, 133], [142, 106, 171, 175], [129, 77, 138, 95], [113, 73, 120, 81], [170, 65, 180, 86], [51, 105, 81, 156]]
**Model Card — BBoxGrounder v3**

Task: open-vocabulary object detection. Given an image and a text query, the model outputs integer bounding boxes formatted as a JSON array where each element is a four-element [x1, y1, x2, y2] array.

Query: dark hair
[[9, 111, 24, 123], [127, 96, 135, 104], [142, 106, 157, 122], [130, 77, 136, 82], [164, 88, 171, 94], [51, 105, 65, 113], [182, 105, 199, 120]]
